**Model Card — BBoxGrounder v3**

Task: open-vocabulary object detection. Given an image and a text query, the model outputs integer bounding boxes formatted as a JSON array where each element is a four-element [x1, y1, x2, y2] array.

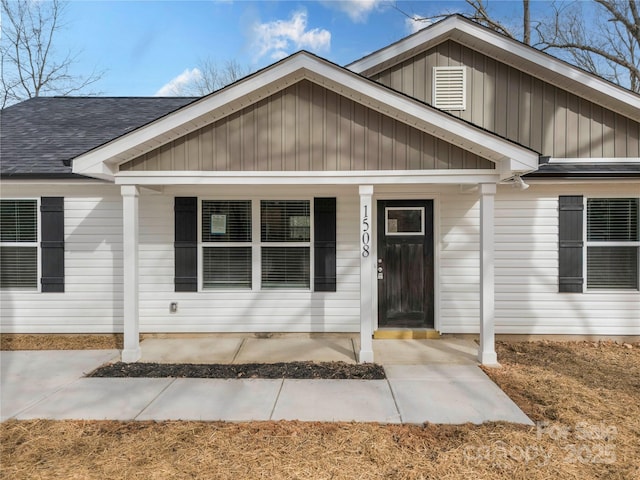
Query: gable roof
[[348, 15, 640, 121], [72, 51, 539, 181], [0, 97, 196, 178]]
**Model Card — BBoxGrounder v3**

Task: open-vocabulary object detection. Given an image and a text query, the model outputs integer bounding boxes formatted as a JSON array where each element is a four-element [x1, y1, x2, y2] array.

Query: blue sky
[[56, 1, 546, 97]]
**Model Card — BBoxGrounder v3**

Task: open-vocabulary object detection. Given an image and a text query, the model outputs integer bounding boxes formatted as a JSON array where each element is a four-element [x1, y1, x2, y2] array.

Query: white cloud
[[155, 68, 203, 96], [405, 15, 432, 35], [324, 0, 384, 23], [252, 10, 331, 61]]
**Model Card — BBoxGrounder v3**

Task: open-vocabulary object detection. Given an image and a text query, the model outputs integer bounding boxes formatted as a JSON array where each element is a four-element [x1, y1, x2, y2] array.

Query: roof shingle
[[1, 96, 196, 178]]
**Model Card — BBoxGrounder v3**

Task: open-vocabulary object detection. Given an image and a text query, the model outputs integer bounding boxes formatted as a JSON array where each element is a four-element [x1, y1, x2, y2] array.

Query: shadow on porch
[[136, 333, 479, 365]]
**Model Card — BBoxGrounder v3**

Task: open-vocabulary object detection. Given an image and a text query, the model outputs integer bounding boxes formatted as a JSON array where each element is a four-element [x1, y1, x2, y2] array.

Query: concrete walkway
[[0, 337, 533, 425]]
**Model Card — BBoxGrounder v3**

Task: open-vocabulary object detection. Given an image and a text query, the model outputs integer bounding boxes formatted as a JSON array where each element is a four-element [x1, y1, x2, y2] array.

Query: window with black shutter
[[0, 199, 38, 289]]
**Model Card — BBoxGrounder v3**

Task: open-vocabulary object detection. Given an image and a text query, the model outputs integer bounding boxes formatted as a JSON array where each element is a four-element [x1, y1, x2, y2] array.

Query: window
[[385, 207, 424, 236], [433, 66, 466, 111], [198, 199, 312, 290], [261, 200, 310, 289], [0, 199, 38, 289], [201, 200, 252, 289], [586, 198, 639, 290]]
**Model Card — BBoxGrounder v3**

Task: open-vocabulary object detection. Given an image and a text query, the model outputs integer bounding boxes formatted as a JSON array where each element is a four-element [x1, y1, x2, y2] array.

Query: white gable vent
[[433, 66, 466, 111]]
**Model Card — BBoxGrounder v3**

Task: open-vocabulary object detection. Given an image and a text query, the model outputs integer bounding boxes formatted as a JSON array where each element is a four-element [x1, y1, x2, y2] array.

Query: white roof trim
[[548, 157, 640, 164], [348, 15, 640, 119], [115, 170, 501, 186], [72, 52, 538, 182]]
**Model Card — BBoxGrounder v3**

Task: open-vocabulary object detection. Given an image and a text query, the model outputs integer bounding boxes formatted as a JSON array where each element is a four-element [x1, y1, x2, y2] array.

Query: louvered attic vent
[[433, 66, 466, 111]]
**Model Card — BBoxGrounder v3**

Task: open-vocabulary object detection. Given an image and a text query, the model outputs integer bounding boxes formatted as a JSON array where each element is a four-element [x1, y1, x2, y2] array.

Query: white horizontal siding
[[3, 181, 637, 336], [440, 183, 640, 335], [1, 183, 124, 333], [438, 193, 480, 331], [137, 189, 361, 333]]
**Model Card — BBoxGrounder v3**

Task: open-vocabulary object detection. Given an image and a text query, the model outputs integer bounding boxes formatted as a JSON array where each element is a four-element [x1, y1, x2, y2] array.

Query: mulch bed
[[88, 361, 386, 380]]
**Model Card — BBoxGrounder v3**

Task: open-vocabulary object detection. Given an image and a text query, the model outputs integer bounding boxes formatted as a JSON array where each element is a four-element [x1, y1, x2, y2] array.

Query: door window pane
[[386, 207, 424, 235]]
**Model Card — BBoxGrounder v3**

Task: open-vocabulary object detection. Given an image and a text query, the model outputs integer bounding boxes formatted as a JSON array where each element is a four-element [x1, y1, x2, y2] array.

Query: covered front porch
[[115, 177, 506, 366], [70, 51, 540, 366]]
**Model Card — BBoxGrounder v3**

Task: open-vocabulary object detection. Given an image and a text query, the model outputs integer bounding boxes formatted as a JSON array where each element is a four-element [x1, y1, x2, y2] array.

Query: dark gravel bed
[[88, 361, 386, 379]]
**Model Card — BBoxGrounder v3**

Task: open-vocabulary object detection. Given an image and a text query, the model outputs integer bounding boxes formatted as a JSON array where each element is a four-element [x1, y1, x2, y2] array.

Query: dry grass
[[0, 334, 123, 351], [2, 340, 639, 479]]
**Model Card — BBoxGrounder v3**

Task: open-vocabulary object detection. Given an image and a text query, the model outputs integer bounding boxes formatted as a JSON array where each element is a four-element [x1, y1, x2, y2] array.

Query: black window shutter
[[314, 197, 336, 292], [559, 195, 584, 293], [175, 197, 198, 292], [40, 197, 64, 292]]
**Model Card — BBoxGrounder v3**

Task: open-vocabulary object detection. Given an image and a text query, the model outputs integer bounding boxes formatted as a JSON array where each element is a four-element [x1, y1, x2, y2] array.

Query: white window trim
[[583, 197, 640, 293], [0, 198, 41, 292], [198, 196, 314, 292]]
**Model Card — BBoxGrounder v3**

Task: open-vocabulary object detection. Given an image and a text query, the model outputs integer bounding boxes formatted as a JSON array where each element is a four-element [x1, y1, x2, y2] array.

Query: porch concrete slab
[[0, 350, 119, 421], [233, 337, 357, 364], [271, 379, 401, 423], [137, 378, 282, 421], [385, 365, 533, 425], [15, 378, 173, 421], [371, 338, 478, 365], [139, 338, 242, 364]]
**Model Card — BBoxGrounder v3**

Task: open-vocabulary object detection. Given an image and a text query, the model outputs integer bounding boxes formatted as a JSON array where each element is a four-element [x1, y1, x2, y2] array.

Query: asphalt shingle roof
[[1, 96, 196, 178], [1, 96, 638, 179]]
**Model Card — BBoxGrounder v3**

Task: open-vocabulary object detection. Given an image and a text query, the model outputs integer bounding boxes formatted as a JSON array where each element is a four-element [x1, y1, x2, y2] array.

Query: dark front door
[[377, 200, 434, 328]]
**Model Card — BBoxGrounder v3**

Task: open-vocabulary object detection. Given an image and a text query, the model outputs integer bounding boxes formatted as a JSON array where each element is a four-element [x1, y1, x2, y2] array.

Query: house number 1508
[[362, 205, 370, 257]]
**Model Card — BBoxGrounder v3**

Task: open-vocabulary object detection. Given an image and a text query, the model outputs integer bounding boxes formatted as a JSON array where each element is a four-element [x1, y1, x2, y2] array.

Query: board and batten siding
[[136, 187, 361, 333], [370, 40, 640, 159], [0, 184, 124, 333], [438, 183, 640, 335], [120, 79, 494, 173]]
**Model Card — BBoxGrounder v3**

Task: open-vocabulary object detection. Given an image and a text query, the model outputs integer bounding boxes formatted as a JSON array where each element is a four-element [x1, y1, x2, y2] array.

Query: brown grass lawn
[[1, 339, 639, 479]]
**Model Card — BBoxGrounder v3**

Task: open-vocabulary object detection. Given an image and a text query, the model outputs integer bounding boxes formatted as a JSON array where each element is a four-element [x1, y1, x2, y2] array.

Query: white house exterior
[[1, 16, 638, 364]]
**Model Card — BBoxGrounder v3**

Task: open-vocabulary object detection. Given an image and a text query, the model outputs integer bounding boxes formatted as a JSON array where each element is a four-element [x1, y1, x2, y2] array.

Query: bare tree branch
[[538, 0, 640, 92], [465, 0, 518, 40], [1, 0, 104, 107]]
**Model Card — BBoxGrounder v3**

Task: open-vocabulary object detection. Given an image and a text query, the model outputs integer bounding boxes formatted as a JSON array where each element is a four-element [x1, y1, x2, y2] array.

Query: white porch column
[[121, 185, 141, 362], [478, 183, 498, 365], [359, 185, 374, 363]]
